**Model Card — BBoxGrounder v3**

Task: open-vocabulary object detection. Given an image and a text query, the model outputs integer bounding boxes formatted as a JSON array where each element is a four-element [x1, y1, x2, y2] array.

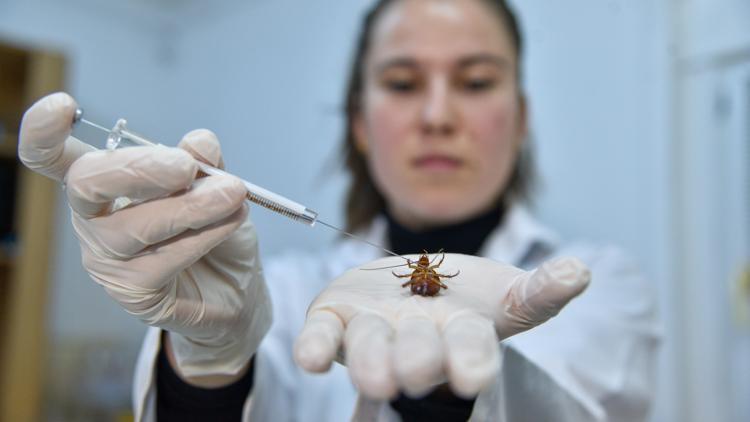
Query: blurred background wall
[[0, 0, 748, 420]]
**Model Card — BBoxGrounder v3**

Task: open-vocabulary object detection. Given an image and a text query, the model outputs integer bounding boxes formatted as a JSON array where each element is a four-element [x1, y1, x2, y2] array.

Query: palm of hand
[[309, 254, 521, 335], [294, 253, 589, 400]]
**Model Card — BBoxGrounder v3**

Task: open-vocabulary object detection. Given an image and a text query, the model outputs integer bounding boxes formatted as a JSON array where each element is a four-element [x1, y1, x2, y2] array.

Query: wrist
[[165, 285, 272, 379], [164, 331, 251, 388]]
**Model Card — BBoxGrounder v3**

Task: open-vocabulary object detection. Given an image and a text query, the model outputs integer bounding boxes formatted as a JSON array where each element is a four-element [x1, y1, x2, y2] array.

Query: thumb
[[497, 257, 590, 339], [18, 92, 95, 182]]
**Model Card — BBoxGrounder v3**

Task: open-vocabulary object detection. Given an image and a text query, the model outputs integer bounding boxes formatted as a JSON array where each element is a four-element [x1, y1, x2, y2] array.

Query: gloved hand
[[18, 92, 272, 378], [294, 253, 589, 399]]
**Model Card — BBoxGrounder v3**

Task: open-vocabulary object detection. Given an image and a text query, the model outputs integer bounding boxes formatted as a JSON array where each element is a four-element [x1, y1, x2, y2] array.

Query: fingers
[[295, 311, 402, 398], [66, 128, 230, 218], [294, 310, 345, 373], [66, 145, 198, 218], [393, 316, 443, 397], [18, 92, 95, 181], [73, 175, 248, 258], [295, 310, 503, 400], [84, 204, 249, 291], [498, 256, 591, 339], [345, 313, 397, 400], [443, 312, 501, 398]]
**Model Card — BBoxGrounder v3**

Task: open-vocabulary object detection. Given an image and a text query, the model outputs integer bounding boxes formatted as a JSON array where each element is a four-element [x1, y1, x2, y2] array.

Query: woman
[[18, 0, 658, 420]]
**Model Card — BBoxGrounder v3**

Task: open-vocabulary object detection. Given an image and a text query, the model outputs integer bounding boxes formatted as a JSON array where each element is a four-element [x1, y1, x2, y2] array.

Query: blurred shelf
[[0, 44, 27, 134], [0, 41, 64, 422], [0, 132, 19, 159]]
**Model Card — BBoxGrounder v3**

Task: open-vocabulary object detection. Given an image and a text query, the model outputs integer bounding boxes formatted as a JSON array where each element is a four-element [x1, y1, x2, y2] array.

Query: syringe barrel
[[197, 163, 318, 226]]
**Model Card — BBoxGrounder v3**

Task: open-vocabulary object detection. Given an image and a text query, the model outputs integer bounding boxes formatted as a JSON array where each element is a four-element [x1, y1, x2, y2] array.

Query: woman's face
[[355, 0, 526, 230]]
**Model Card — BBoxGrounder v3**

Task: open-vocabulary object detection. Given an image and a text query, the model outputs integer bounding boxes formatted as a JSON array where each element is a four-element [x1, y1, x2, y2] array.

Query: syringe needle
[[79, 118, 112, 134], [316, 219, 400, 257]]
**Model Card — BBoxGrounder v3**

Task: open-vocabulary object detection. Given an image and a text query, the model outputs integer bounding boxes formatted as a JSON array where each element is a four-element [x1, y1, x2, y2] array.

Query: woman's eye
[[384, 79, 418, 93], [461, 78, 496, 92]]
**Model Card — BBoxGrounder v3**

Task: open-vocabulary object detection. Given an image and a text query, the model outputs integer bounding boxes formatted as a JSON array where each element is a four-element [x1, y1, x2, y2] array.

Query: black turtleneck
[[385, 204, 504, 257], [156, 204, 505, 421], [386, 204, 504, 422]]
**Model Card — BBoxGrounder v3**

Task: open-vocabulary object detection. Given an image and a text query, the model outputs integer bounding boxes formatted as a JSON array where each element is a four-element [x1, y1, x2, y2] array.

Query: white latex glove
[[294, 253, 589, 399], [19, 92, 272, 377]]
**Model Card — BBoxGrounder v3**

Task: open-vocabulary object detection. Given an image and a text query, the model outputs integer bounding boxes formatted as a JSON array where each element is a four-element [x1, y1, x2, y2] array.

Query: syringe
[[72, 109, 399, 257]]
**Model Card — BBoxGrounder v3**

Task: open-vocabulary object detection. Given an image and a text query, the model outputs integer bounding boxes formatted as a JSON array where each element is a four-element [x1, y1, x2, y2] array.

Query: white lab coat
[[132, 205, 660, 421]]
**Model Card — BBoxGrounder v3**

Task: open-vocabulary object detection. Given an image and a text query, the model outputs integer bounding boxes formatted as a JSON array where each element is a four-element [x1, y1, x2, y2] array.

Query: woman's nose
[[420, 79, 457, 137]]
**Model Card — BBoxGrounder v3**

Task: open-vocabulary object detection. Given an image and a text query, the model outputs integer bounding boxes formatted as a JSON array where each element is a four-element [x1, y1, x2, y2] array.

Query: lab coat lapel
[[480, 205, 560, 268]]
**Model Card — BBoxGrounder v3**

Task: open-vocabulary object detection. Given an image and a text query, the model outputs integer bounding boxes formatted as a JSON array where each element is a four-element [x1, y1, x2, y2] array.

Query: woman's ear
[[353, 114, 369, 155]]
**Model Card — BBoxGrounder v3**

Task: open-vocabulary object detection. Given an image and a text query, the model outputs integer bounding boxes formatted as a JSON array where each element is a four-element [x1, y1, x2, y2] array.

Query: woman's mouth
[[413, 155, 463, 171]]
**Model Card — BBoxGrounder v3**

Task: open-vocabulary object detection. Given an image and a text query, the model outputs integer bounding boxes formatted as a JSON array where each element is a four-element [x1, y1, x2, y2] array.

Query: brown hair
[[342, 0, 535, 232]]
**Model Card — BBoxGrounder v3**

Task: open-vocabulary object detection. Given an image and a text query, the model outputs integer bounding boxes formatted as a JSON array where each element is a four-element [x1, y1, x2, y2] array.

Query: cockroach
[[363, 250, 459, 297]]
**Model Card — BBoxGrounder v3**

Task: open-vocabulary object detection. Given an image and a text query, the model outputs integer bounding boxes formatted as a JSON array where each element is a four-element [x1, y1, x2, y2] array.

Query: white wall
[[509, 2, 675, 421], [169, 0, 374, 259]]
